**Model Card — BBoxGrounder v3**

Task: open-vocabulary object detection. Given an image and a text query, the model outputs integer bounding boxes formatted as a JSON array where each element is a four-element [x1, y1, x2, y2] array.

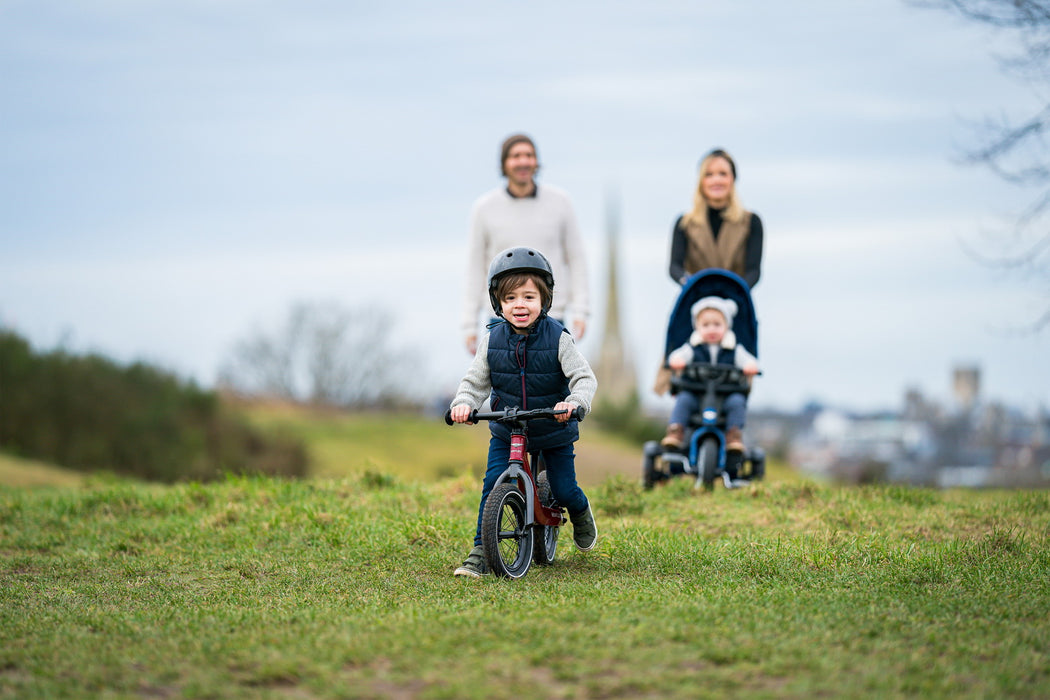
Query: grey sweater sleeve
[[559, 332, 597, 415], [451, 333, 492, 410]]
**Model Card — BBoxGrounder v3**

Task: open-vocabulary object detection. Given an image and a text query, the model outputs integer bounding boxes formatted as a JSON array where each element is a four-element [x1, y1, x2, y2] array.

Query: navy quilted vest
[[487, 317, 578, 449], [692, 344, 736, 365]]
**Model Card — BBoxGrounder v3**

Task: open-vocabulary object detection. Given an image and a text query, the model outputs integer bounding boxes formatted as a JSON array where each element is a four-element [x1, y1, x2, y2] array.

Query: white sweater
[[461, 184, 590, 338]]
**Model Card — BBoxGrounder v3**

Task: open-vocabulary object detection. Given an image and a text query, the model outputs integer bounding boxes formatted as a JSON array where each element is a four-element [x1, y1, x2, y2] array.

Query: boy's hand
[[450, 404, 474, 424], [668, 356, 686, 371], [553, 402, 578, 423], [742, 362, 759, 377]]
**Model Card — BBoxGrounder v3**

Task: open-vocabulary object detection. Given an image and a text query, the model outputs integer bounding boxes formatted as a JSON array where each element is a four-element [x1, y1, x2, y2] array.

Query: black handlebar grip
[[553, 407, 584, 422], [445, 408, 482, 425]]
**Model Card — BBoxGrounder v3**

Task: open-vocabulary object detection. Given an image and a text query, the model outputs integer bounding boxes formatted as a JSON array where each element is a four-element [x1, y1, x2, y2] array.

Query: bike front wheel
[[481, 483, 534, 579]]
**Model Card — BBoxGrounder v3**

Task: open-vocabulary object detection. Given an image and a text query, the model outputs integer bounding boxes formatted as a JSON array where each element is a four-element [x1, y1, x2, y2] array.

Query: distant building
[[594, 191, 637, 405], [790, 409, 938, 484], [789, 365, 1050, 488], [952, 365, 980, 413]]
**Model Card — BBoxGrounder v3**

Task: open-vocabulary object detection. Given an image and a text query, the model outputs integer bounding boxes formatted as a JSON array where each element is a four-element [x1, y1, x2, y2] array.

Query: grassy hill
[[0, 399, 796, 488], [0, 452, 87, 488], [2, 406, 1047, 698], [233, 400, 799, 486]]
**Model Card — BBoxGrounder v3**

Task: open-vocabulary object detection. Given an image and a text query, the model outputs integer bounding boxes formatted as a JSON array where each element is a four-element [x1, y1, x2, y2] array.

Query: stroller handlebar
[[669, 362, 757, 395]]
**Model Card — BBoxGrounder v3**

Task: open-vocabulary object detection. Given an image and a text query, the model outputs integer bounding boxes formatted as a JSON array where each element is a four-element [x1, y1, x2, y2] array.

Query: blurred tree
[[220, 301, 420, 408], [0, 328, 306, 481], [914, 0, 1050, 327]]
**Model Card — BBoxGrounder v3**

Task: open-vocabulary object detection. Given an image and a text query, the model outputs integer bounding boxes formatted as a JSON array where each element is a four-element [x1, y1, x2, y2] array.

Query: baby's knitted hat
[[689, 296, 738, 350], [691, 296, 737, 327]]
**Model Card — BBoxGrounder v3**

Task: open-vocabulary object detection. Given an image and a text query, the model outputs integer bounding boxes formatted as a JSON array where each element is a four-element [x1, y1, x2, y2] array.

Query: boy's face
[[500, 277, 543, 331], [696, 309, 727, 345]]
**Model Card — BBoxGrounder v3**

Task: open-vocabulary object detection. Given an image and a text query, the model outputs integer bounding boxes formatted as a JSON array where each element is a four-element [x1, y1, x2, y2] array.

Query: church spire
[[595, 188, 637, 404]]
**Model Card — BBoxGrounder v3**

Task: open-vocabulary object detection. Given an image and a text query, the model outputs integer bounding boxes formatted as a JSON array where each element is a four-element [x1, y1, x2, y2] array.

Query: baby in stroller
[[661, 295, 759, 466], [645, 268, 764, 489]]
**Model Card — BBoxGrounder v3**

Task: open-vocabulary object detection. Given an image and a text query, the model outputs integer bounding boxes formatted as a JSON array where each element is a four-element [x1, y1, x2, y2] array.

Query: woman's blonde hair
[[681, 149, 744, 228]]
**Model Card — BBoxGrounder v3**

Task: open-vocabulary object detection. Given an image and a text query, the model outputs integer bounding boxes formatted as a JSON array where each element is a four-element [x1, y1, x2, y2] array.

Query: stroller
[[643, 269, 766, 490]]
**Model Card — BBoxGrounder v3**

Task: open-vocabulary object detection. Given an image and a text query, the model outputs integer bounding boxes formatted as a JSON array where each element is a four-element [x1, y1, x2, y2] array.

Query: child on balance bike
[[449, 247, 598, 578]]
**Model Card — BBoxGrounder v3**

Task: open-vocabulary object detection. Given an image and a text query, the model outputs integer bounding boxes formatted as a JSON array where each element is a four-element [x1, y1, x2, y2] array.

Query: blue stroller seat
[[663, 268, 757, 364], [644, 268, 765, 490]]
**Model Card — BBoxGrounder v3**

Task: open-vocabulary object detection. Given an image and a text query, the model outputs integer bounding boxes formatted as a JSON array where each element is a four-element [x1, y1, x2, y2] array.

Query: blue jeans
[[472, 436, 588, 547], [669, 391, 747, 430]]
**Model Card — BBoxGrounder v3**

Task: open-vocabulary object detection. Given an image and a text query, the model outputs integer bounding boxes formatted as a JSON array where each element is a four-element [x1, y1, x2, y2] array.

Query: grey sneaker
[[570, 505, 597, 552], [453, 546, 489, 578]]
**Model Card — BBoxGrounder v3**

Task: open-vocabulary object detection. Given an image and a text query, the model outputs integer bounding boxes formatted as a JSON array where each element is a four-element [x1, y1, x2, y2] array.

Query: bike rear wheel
[[532, 471, 558, 566], [481, 483, 533, 579]]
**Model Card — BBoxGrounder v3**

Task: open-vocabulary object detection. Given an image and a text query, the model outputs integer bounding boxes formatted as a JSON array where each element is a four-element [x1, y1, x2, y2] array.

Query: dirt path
[[574, 432, 644, 486]]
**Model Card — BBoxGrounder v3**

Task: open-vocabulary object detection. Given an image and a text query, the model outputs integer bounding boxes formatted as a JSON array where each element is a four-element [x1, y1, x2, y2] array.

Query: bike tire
[[698, 436, 719, 490], [481, 483, 533, 579], [642, 440, 668, 490], [533, 471, 558, 566]]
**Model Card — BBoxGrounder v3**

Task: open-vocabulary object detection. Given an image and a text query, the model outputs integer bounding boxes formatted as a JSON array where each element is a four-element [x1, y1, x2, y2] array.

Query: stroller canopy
[[663, 269, 758, 360]]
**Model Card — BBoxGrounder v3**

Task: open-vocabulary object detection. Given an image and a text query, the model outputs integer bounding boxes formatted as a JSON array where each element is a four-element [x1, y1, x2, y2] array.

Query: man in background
[[461, 133, 590, 354]]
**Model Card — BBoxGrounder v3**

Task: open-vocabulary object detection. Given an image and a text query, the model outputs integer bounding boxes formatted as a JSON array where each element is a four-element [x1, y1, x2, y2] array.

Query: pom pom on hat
[[691, 296, 737, 326]]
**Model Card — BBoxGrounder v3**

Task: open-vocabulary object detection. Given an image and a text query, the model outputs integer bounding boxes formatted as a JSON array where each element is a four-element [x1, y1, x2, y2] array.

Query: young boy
[[449, 247, 598, 578], [661, 296, 759, 463]]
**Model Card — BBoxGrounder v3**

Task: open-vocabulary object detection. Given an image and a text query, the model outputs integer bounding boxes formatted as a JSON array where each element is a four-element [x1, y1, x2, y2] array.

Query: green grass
[[2, 472, 1048, 699]]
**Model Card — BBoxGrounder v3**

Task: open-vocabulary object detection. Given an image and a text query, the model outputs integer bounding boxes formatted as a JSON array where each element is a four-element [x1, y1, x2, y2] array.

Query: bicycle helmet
[[486, 247, 555, 315]]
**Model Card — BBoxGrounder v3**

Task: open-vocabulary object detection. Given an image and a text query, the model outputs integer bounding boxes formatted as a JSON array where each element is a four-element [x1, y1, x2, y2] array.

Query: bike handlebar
[[444, 405, 583, 426]]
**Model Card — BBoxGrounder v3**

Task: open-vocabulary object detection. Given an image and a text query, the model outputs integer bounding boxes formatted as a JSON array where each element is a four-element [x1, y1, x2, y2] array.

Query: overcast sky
[[1, 1, 1046, 415]]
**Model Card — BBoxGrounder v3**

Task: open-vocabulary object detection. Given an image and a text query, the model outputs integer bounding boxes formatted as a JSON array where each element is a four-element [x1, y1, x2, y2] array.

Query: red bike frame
[[507, 431, 565, 528]]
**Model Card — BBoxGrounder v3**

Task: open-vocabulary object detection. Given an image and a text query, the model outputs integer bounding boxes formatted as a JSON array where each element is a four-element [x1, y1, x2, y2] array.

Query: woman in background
[[667, 148, 763, 288]]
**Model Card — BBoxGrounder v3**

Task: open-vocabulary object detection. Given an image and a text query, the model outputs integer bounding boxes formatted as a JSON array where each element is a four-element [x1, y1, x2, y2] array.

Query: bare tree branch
[[964, 106, 1050, 187], [910, 0, 1050, 324], [219, 301, 423, 408]]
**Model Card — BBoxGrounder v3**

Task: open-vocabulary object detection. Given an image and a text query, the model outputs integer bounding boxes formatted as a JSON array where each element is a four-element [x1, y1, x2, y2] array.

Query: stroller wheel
[[642, 441, 667, 490], [748, 447, 766, 481], [725, 449, 744, 480]]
